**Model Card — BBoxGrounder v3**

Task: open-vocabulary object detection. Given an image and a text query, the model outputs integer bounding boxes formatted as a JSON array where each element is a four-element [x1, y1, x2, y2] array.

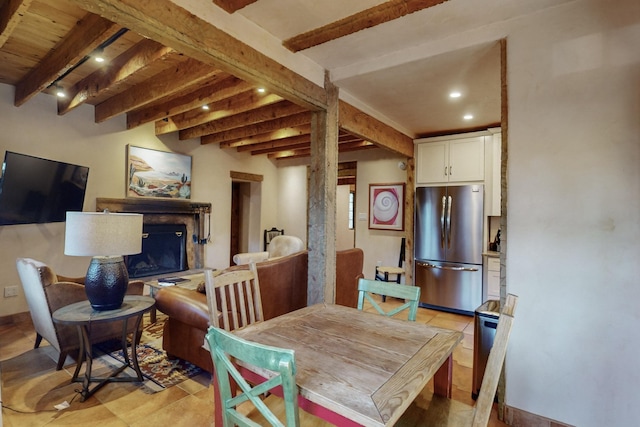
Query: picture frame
[[126, 145, 192, 199], [369, 183, 405, 231]]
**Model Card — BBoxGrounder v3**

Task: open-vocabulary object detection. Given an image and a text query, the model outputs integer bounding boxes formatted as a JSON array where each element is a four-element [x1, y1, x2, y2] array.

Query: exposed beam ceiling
[[283, 0, 448, 52], [0, 0, 523, 160]]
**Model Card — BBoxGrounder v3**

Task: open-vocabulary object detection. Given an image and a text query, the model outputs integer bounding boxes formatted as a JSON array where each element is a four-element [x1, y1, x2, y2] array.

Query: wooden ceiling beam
[[156, 90, 283, 135], [69, 0, 327, 110], [0, 0, 34, 49], [338, 133, 363, 143], [211, 0, 258, 14], [338, 140, 377, 152], [339, 100, 413, 157], [239, 134, 311, 153], [338, 162, 357, 178], [283, 0, 448, 52], [249, 141, 310, 156], [58, 39, 174, 115], [220, 124, 312, 148], [94, 57, 219, 122], [14, 13, 121, 106], [127, 74, 246, 129], [199, 111, 311, 144], [268, 143, 370, 159], [179, 100, 307, 140], [268, 148, 310, 160], [338, 177, 356, 186]]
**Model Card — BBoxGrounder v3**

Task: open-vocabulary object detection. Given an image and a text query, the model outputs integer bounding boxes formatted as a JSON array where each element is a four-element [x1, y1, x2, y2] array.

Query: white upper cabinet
[[415, 135, 485, 185], [484, 129, 502, 216]]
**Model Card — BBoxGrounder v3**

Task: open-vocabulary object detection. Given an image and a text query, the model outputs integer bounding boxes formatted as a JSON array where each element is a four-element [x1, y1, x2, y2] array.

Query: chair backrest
[[267, 235, 304, 258], [264, 227, 284, 251], [357, 278, 421, 321], [471, 293, 518, 427], [204, 263, 264, 331], [15, 258, 61, 351], [206, 326, 299, 427]]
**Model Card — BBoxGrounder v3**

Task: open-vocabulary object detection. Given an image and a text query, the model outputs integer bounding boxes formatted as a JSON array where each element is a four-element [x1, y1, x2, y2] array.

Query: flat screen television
[[0, 151, 89, 226]]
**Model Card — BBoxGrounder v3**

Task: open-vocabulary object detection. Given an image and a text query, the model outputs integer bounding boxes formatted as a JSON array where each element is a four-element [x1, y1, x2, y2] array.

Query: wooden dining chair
[[357, 278, 421, 321], [204, 263, 264, 331], [396, 293, 519, 427], [206, 326, 299, 427]]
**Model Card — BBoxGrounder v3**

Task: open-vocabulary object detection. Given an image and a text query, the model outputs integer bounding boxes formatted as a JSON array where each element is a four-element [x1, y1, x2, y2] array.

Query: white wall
[[505, 1, 640, 425], [348, 151, 409, 281], [276, 164, 308, 244], [0, 83, 280, 317]]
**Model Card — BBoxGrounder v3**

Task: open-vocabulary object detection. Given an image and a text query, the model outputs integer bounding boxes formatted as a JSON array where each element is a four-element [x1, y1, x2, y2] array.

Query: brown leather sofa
[[154, 248, 364, 372]]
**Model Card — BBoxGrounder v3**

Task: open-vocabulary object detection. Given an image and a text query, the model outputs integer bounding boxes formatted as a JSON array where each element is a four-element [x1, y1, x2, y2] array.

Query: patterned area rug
[[98, 313, 205, 393], [107, 344, 203, 391]]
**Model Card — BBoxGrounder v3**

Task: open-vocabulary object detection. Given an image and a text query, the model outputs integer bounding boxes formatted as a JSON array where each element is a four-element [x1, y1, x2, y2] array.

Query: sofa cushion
[[155, 286, 210, 331]]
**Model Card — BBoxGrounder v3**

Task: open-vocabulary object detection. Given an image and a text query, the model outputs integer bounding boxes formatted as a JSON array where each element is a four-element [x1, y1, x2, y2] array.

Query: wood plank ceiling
[[0, 0, 435, 159]]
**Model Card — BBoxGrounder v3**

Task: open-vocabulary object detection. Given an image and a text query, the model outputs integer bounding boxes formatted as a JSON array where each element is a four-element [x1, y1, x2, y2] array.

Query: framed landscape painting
[[126, 145, 192, 199], [369, 183, 405, 231]]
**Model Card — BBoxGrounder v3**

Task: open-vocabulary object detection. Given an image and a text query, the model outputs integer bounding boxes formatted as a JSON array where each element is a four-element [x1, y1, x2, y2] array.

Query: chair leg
[[34, 333, 43, 349], [56, 352, 67, 371]]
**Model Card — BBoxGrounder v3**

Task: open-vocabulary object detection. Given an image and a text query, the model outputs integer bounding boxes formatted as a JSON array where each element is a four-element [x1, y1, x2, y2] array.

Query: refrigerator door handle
[[446, 195, 453, 248], [417, 261, 479, 272], [440, 196, 446, 248]]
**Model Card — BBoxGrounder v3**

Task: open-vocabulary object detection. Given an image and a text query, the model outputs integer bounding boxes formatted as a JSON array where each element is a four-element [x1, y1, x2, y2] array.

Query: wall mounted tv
[[0, 151, 89, 226]]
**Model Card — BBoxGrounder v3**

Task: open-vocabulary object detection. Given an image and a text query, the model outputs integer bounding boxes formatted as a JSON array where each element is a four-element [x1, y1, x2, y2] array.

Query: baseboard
[[505, 405, 575, 427], [0, 311, 30, 326]]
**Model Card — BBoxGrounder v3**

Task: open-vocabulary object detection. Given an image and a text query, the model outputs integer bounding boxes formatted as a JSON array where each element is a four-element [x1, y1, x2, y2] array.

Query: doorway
[[337, 162, 357, 250], [229, 171, 263, 266]]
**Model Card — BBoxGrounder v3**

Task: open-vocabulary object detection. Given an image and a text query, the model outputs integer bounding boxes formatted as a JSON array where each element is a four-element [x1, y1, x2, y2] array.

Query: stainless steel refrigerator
[[414, 185, 484, 315]]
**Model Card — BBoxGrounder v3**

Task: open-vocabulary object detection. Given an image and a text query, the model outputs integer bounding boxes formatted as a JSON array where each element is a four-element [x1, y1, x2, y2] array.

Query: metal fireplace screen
[[126, 223, 188, 278]]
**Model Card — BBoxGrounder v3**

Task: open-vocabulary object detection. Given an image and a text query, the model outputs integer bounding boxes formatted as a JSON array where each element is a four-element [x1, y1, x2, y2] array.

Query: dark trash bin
[[472, 299, 500, 400]]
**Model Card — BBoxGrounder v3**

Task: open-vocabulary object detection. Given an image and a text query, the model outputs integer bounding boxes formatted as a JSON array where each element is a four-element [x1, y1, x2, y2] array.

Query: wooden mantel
[[96, 197, 211, 215]]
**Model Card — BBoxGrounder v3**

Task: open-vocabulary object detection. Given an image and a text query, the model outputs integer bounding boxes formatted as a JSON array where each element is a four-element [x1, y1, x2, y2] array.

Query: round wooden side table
[[52, 295, 155, 401]]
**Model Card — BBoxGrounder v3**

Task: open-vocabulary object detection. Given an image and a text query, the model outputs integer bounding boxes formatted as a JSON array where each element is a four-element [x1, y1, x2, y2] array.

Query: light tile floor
[[0, 298, 508, 426]]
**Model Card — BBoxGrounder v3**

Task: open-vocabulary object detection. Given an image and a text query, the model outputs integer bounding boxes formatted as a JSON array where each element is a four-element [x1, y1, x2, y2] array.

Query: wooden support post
[[307, 73, 338, 305]]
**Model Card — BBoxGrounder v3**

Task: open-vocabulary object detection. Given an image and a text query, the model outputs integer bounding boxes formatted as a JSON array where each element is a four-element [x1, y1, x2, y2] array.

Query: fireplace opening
[[126, 223, 188, 278]]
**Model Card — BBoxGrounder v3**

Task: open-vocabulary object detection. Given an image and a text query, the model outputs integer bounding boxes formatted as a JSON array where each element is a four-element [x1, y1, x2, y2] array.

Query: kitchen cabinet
[[415, 135, 485, 184], [484, 255, 501, 301]]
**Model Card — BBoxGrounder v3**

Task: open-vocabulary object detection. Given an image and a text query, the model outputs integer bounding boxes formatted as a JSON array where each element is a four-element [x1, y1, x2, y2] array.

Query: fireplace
[[96, 197, 211, 279], [126, 224, 188, 278]]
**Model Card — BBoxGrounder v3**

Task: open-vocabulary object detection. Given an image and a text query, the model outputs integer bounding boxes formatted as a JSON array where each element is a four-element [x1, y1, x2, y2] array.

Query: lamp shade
[[65, 211, 143, 256]]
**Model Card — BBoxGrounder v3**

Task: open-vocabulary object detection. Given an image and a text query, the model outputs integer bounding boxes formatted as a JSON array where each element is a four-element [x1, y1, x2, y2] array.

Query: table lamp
[[65, 211, 143, 311]]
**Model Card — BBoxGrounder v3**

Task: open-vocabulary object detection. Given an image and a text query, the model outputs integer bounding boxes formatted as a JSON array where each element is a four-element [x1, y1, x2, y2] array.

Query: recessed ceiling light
[[449, 91, 461, 98], [463, 114, 474, 120], [94, 48, 105, 63], [55, 85, 66, 98], [202, 105, 210, 110], [257, 87, 266, 93]]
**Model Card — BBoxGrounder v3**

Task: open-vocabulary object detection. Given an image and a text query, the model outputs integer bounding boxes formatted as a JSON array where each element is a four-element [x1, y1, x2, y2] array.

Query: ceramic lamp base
[[85, 256, 129, 311]]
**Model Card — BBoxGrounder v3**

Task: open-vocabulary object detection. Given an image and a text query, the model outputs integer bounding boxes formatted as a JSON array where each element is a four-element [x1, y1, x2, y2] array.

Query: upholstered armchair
[[232, 235, 305, 265], [16, 258, 144, 370]]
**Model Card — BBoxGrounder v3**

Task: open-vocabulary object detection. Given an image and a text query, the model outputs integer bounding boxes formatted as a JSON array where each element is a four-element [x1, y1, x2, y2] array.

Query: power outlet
[[4, 286, 19, 298]]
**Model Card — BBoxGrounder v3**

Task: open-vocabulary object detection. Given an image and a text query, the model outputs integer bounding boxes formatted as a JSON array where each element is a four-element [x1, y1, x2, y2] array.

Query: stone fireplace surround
[[95, 198, 211, 274]]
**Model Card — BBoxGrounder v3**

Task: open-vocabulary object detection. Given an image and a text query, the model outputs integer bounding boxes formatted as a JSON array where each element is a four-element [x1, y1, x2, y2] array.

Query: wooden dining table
[[213, 303, 463, 426]]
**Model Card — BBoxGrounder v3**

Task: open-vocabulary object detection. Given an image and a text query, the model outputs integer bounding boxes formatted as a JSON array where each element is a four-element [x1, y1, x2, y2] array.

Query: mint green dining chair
[[206, 325, 299, 427], [357, 278, 421, 321]]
